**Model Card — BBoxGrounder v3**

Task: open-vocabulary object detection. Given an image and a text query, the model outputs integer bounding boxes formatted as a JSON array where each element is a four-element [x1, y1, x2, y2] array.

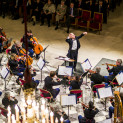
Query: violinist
[[78, 101, 99, 123], [11, 41, 23, 56], [87, 67, 106, 88], [2, 92, 18, 116], [22, 30, 34, 58], [43, 71, 62, 99], [8, 54, 24, 83], [69, 75, 83, 90], [104, 59, 123, 83]]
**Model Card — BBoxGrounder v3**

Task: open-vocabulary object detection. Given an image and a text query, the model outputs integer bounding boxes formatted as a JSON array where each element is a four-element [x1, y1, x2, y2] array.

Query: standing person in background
[[66, 3, 78, 33]]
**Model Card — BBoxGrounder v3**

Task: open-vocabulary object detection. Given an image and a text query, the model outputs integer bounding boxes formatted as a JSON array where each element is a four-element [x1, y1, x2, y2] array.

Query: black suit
[[66, 7, 78, 32], [66, 33, 84, 69], [107, 65, 123, 82], [44, 76, 61, 98]]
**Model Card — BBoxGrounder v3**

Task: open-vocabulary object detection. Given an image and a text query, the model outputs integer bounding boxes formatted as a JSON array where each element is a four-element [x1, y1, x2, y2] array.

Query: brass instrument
[[114, 91, 123, 123]]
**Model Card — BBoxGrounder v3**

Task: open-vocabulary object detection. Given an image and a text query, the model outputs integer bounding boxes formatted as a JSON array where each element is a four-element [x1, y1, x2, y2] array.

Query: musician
[[87, 67, 107, 88], [69, 75, 83, 90], [66, 2, 78, 33], [11, 41, 23, 56], [22, 30, 34, 58], [2, 92, 18, 116], [107, 92, 123, 119], [66, 32, 87, 71], [43, 71, 62, 99], [78, 101, 99, 123], [105, 59, 123, 83], [8, 54, 23, 83]]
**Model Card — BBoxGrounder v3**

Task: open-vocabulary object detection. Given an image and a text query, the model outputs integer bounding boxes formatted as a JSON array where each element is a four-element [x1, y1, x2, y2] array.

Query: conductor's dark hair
[[50, 71, 56, 77], [89, 101, 94, 109], [27, 30, 32, 33]]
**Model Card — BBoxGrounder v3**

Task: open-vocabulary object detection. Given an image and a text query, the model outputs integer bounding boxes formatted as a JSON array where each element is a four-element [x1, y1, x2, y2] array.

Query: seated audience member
[[105, 59, 123, 83], [40, 0, 55, 27], [2, 93, 18, 116], [78, 101, 99, 123], [66, 2, 78, 33], [55, 0, 67, 30], [43, 71, 61, 98], [107, 92, 123, 119], [32, 0, 44, 25]]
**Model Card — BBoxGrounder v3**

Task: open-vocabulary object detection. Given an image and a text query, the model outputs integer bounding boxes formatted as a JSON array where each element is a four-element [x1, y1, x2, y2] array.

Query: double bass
[[30, 36, 43, 55]]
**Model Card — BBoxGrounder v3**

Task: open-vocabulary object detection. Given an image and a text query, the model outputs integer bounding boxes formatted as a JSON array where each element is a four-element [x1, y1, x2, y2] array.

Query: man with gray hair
[[106, 59, 123, 82], [87, 67, 106, 90]]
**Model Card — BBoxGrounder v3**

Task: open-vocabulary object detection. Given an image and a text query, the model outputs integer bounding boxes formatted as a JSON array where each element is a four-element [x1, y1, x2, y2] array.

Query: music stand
[[0, 66, 9, 91], [55, 56, 75, 66], [60, 94, 76, 120], [58, 66, 73, 92], [81, 58, 92, 85], [97, 86, 113, 111], [37, 57, 45, 83]]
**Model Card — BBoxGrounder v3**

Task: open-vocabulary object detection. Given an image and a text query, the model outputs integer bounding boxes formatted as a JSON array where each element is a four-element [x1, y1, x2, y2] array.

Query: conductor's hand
[[83, 32, 87, 35]]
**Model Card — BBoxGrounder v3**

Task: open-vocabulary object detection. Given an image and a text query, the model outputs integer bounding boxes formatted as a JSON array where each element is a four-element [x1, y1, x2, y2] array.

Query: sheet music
[[81, 59, 92, 72], [98, 87, 113, 98], [98, 119, 112, 123], [116, 72, 123, 85], [0, 66, 9, 79], [58, 66, 73, 76], [37, 57, 45, 70], [61, 95, 76, 106]]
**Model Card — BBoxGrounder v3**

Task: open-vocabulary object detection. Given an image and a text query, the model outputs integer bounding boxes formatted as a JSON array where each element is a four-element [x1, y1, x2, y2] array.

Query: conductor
[[66, 32, 87, 71]]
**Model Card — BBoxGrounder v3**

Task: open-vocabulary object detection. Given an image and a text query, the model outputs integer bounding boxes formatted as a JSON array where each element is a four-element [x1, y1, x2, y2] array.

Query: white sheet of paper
[[58, 66, 72, 76], [98, 87, 113, 98], [37, 57, 45, 70], [0, 66, 9, 79], [61, 95, 76, 106], [81, 59, 92, 72], [116, 72, 123, 85], [98, 119, 112, 123]]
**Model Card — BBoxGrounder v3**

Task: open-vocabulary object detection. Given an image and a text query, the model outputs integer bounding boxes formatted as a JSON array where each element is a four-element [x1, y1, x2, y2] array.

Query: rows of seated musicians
[[0, 0, 122, 28]]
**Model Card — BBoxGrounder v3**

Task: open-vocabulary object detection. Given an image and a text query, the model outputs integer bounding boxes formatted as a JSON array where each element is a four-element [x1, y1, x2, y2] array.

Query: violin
[[30, 36, 43, 55], [102, 63, 117, 67]]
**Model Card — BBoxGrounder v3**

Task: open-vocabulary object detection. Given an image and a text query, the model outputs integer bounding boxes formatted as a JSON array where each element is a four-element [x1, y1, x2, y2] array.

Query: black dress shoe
[[55, 26, 58, 30], [67, 30, 69, 33], [48, 24, 50, 27], [40, 23, 44, 26], [33, 21, 35, 26], [22, 20, 24, 24]]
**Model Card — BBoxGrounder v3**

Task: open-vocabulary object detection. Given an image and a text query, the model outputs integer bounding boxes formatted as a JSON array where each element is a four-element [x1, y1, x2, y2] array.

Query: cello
[[13, 41, 33, 66], [30, 35, 43, 55]]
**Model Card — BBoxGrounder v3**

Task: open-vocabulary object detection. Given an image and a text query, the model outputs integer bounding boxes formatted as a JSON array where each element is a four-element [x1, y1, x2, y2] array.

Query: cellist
[[22, 30, 34, 58]]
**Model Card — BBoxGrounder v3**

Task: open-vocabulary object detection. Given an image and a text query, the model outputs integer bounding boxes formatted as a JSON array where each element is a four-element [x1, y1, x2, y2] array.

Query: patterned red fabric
[[90, 22, 102, 29], [6, 49, 11, 54], [70, 90, 82, 94], [40, 94, 51, 99], [94, 84, 105, 89], [82, 11, 91, 21], [94, 13, 103, 23]]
